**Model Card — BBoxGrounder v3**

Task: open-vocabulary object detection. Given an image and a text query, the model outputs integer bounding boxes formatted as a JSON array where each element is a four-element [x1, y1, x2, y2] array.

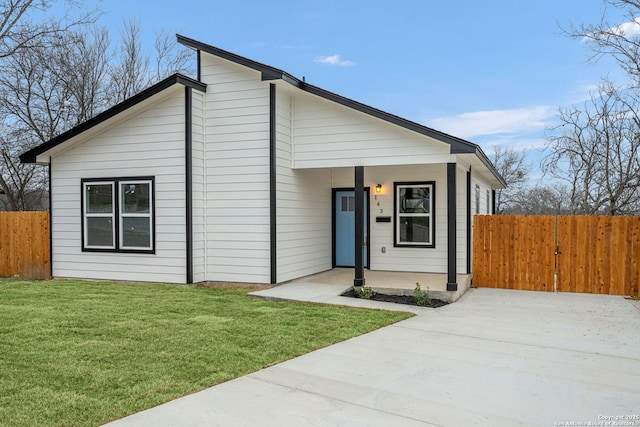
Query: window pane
[[122, 183, 150, 213], [400, 187, 430, 213], [86, 184, 113, 213], [341, 196, 356, 212], [86, 217, 114, 247], [399, 217, 430, 243], [122, 217, 151, 248]]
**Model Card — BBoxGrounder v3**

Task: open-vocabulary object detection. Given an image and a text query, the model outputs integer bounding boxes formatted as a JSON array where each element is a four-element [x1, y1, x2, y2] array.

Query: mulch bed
[[341, 288, 449, 308]]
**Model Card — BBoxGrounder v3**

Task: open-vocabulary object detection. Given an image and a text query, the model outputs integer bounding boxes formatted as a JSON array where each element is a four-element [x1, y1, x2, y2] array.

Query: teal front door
[[334, 190, 368, 267]]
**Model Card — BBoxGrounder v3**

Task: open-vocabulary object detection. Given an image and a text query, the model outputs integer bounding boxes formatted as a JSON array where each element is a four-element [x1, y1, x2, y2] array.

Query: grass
[[0, 279, 412, 427]]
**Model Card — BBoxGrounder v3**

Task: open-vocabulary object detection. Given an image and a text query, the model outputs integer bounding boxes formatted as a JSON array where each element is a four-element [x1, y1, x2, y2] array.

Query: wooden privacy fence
[[0, 212, 50, 280], [472, 215, 640, 296]]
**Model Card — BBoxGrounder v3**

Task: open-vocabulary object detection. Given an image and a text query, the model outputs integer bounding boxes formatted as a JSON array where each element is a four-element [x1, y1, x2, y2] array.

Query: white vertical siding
[[292, 92, 452, 168], [200, 53, 271, 284], [275, 91, 332, 282], [50, 89, 187, 283], [191, 89, 206, 283]]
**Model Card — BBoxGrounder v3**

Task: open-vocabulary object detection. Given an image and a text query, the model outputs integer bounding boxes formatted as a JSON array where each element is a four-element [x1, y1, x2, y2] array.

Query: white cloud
[[613, 17, 640, 37], [314, 54, 355, 66], [425, 106, 555, 140], [583, 17, 640, 42]]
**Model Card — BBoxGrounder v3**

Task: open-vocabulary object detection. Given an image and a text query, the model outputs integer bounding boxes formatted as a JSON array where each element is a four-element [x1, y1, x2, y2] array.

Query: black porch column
[[447, 163, 458, 291], [354, 166, 365, 286]]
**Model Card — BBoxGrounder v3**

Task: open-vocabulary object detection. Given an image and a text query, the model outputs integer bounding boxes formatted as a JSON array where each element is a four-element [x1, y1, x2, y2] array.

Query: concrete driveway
[[103, 288, 640, 427]]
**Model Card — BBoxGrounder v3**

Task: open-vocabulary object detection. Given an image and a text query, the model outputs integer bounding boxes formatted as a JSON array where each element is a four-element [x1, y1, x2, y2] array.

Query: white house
[[20, 35, 505, 291]]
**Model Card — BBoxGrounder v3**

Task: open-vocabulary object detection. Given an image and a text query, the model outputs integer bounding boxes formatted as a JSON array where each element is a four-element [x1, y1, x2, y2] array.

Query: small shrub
[[413, 282, 431, 306], [353, 285, 374, 299]]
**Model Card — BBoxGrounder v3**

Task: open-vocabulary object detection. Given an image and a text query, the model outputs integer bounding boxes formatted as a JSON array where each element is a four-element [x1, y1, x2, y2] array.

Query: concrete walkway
[[103, 288, 640, 427]]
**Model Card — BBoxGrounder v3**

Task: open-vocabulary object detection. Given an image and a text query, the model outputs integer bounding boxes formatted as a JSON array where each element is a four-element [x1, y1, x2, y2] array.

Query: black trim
[[492, 189, 496, 215], [80, 176, 156, 254], [393, 181, 436, 248], [48, 160, 53, 278], [447, 163, 457, 291], [197, 50, 201, 82], [331, 191, 336, 268], [20, 74, 206, 164], [354, 167, 365, 287], [269, 84, 277, 284], [177, 34, 506, 187], [331, 187, 371, 269], [365, 189, 371, 270], [178, 34, 288, 79], [466, 168, 472, 275], [185, 87, 193, 284]]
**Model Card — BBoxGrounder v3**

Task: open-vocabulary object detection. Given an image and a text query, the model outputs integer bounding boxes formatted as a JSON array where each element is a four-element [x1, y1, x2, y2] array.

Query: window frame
[[393, 181, 435, 248], [81, 176, 155, 254], [82, 180, 116, 250]]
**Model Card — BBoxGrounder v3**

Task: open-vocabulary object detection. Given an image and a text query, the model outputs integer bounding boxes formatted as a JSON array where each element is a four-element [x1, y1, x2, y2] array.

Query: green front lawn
[[0, 279, 411, 427]]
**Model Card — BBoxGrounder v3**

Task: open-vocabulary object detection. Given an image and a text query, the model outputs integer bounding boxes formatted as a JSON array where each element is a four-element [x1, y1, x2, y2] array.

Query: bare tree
[[0, 130, 48, 210], [491, 145, 530, 214], [0, 1, 100, 210], [152, 29, 193, 81], [0, 0, 98, 59], [0, 18, 92, 211], [108, 19, 151, 104], [566, 0, 640, 87], [545, 0, 640, 215], [544, 82, 640, 215], [505, 183, 572, 215], [50, 26, 112, 125], [0, 8, 195, 210]]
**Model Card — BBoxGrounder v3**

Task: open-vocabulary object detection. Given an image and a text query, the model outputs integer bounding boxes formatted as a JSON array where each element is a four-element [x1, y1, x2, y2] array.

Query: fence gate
[[472, 215, 640, 296]]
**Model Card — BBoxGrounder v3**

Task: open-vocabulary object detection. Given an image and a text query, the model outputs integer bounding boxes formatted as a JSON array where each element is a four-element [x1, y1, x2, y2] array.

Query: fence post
[[554, 215, 559, 293]]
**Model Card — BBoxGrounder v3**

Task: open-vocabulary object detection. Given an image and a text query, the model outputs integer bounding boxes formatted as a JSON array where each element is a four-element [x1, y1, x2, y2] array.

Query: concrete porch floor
[[289, 268, 471, 303], [249, 269, 471, 311]]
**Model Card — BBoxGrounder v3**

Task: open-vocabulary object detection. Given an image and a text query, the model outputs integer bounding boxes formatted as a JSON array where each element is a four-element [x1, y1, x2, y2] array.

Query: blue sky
[[83, 0, 628, 181]]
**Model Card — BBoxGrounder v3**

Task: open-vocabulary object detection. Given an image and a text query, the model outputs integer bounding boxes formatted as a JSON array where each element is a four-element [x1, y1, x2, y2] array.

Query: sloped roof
[[20, 74, 206, 164], [177, 35, 506, 187]]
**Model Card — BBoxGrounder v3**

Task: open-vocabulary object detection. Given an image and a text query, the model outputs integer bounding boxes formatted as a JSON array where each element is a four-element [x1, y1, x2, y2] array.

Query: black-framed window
[[82, 177, 155, 253], [394, 182, 435, 247]]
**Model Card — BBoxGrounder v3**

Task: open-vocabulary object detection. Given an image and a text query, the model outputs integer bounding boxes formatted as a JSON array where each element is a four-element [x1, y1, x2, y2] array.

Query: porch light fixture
[[376, 184, 382, 193]]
